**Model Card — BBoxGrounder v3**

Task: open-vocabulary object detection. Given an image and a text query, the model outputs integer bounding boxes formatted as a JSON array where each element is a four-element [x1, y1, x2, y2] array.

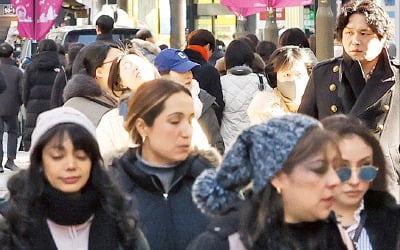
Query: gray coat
[[63, 74, 117, 126], [198, 89, 225, 154], [0, 58, 22, 116], [299, 49, 400, 201]]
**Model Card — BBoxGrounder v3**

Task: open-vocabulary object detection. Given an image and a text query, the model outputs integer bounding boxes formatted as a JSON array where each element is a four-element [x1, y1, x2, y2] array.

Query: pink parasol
[[221, 0, 313, 17]]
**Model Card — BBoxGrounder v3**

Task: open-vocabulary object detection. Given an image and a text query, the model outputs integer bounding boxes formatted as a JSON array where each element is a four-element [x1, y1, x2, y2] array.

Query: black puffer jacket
[[110, 148, 212, 250], [0, 58, 22, 116], [21, 51, 60, 150]]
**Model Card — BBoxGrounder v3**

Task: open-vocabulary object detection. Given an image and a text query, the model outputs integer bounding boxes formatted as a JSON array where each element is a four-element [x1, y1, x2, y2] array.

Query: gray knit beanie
[[30, 107, 96, 155], [192, 114, 321, 215]]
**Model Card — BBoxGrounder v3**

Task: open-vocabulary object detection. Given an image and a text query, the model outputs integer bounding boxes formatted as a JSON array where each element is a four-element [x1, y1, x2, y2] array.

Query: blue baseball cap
[[154, 48, 199, 73]]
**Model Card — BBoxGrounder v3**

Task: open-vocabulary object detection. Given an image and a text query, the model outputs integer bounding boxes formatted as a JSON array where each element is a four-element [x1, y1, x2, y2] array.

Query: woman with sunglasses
[[322, 114, 400, 250], [247, 46, 317, 125]]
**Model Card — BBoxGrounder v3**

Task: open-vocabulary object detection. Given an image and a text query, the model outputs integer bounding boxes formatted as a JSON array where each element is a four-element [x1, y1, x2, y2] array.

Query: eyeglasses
[[102, 55, 124, 66], [336, 165, 378, 183]]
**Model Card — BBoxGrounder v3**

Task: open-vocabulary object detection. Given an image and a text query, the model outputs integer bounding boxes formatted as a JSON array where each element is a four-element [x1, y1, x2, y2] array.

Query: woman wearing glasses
[[247, 46, 317, 125], [322, 115, 400, 250], [63, 42, 125, 126]]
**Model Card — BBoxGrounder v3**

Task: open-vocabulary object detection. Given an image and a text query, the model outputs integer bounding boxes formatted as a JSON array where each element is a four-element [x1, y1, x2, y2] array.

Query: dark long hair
[[321, 114, 387, 192], [240, 126, 337, 249], [5, 123, 139, 248]]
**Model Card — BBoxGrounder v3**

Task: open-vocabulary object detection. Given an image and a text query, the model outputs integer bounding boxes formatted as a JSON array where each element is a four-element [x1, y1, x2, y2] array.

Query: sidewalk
[[0, 135, 30, 200]]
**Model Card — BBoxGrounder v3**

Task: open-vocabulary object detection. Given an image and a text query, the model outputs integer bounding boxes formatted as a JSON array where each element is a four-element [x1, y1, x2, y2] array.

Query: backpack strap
[[257, 73, 265, 91]]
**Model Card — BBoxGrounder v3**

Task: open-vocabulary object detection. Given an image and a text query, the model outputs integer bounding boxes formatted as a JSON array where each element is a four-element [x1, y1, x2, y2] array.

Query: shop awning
[[62, 0, 88, 18]]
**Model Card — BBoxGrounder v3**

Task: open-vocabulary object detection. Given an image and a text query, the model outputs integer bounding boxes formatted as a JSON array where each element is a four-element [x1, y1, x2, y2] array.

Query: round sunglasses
[[336, 165, 378, 183]]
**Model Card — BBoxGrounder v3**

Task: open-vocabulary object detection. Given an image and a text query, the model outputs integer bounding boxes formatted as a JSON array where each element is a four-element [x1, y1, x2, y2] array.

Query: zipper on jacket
[[163, 193, 168, 200]]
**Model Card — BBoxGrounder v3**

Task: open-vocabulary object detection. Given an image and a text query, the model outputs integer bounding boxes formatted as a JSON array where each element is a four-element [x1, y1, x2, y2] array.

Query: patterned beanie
[[192, 114, 321, 215]]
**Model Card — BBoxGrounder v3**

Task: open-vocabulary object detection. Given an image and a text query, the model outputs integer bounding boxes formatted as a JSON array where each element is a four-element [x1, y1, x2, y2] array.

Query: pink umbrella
[[221, 0, 313, 17]]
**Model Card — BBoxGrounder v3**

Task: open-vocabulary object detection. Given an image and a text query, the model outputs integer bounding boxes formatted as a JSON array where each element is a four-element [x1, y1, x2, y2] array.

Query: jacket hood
[[131, 39, 160, 55], [63, 74, 103, 101], [227, 65, 253, 75], [30, 51, 60, 71]]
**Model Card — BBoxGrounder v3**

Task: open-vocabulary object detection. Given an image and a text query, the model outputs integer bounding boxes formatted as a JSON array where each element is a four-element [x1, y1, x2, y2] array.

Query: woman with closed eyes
[[322, 114, 400, 250], [0, 107, 148, 250]]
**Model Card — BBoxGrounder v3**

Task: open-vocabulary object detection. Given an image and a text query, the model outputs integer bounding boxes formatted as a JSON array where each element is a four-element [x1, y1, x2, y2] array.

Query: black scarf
[[41, 182, 99, 225], [29, 183, 121, 250]]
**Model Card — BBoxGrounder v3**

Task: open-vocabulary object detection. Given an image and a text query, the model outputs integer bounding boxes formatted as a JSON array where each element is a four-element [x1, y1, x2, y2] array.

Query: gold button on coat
[[375, 124, 384, 133], [329, 84, 336, 91], [382, 104, 390, 112], [333, 65, 340, 73], [330, 105, 338, 113]]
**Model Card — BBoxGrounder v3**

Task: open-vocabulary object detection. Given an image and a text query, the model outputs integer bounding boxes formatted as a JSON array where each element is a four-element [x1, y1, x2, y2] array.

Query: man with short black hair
[[0, 42, 21, 172], [184, 29, 224, 125], [95, 15, 117, 45]]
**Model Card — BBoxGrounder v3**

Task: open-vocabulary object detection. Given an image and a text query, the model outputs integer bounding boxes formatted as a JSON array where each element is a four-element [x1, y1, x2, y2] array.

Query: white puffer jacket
[[220, 65, 270, 149]]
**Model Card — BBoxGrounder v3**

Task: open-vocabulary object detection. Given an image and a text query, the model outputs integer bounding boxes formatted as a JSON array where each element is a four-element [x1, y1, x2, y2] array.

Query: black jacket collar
[[339, 49, 395, 116], [184, 48, 207, 65], [115, 148, 211, 193]]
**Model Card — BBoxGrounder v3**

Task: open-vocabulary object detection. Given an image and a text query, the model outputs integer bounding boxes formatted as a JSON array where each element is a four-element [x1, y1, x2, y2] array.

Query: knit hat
[[192, 114, 321, 215], [30, 107, 96, 155], [154, 48, 199, 73]]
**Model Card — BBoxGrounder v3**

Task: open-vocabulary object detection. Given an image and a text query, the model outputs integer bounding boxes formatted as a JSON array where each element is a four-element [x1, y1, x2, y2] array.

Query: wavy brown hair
[[336, 0, 393, 44]]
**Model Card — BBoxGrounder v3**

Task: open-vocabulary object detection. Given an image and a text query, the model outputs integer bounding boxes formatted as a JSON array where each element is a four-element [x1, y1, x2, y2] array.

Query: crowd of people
[[0, 0, 399, 249]]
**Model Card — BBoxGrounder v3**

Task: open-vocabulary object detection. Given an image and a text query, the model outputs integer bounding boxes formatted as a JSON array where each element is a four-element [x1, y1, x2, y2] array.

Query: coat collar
[[117, 148, 210, 193], [63, 74, 117, 108], [340, 49, 395, 116]]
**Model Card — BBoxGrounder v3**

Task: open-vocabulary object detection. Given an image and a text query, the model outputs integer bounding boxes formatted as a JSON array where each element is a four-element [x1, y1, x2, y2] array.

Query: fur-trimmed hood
[[131, 39, 160, 55], [63, 74, 102, 101], [63, 74, 117, 107], [191, 147, 221, 168]]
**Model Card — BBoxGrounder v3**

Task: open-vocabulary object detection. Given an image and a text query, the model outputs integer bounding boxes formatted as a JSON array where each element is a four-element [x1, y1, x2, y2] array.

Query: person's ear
[[135, 118, 148, 140], [95, 66, 104, 79], [271, 172, 286, 194], [204, 43, 212, 53]]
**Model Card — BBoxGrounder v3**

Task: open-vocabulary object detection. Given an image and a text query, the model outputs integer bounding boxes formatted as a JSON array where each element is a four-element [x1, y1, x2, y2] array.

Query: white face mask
[[277, 79, 307, 102]]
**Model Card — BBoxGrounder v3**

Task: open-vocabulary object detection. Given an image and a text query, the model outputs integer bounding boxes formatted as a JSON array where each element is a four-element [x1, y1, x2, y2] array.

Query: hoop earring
[[142, 135, 147, 143], [276, 187, 281, 194]]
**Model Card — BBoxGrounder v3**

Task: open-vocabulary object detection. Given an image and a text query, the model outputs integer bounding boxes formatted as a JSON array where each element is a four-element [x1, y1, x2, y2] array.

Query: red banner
[[11, 0, 63, 40]]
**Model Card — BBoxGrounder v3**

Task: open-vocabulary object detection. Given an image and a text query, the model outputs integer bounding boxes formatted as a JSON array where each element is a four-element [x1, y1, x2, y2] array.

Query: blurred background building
[[0, 0, 398, 57]]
